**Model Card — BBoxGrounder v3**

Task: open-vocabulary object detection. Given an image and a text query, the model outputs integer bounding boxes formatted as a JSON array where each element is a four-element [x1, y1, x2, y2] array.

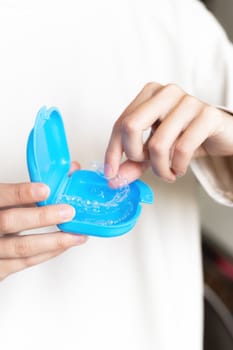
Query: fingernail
[[108, 178, 118, 188], [104, 164, 113, 179], [31, 183, 50, 200], [171, 168, 185, 178], [164, 176, 176, 183], [108, 174, 127, 189], [59, 205, 76, 222]]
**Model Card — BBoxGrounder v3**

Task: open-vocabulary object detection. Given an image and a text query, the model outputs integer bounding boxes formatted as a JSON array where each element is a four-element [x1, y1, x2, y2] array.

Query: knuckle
[[14, 237, 32, 257], [14, 184, 26, 204], [37, 207, 52, 226], [182, 94, 198, 107], [175, 141, 190, 157], [164, 83, 182, 94], [148, 140, 166, 157], [113, 119, 122, 130], [55, 235, 69, 250], [143, 81, 159, 92], [121, 118, 138, 135], [0, 212, 11, 234], [201, 105, 218, 122], [202, 104, 212, 114]]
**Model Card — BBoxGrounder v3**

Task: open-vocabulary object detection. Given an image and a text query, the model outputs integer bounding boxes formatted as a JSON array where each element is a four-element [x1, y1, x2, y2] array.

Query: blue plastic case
[[27, 107, 154, 237]]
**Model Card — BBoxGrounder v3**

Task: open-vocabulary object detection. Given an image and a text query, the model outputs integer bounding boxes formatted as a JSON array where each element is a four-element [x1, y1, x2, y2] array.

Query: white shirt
[[0, 1, 232, 349]]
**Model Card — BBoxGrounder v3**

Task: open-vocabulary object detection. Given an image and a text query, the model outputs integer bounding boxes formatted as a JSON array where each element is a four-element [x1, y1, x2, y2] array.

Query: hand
[[105, 82, 233, 183], [0, 162, 87, 281]]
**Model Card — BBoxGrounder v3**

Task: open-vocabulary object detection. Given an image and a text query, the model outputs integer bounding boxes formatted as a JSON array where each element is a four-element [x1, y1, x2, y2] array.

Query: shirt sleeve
[[191, 105, 233, 206], [183, 1, 233, 206], [191, 156, 233, 207]]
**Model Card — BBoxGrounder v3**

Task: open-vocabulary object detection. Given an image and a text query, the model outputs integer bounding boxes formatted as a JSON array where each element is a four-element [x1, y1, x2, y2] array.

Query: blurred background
[[200, 1, 233, 349], [203, 0, 233, 41]]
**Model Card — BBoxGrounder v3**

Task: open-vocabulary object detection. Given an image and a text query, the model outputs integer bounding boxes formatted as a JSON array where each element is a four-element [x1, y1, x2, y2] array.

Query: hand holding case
[[27, 107, 154, 237]]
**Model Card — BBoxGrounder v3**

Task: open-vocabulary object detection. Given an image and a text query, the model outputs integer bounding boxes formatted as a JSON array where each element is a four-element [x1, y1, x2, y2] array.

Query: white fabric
[[0, 1, 232, 349]]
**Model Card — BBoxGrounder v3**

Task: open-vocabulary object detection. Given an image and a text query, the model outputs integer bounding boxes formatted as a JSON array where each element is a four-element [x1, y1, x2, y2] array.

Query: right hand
[[0, 181, 87, 281]]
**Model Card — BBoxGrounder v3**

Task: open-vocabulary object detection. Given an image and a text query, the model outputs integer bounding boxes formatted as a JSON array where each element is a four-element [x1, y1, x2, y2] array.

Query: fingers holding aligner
[[105, 82, 208, 184], [104, 82, 162, 178]]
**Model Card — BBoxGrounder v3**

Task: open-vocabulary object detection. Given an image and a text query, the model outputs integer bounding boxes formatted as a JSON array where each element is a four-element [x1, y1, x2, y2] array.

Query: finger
[[121, 82, 162, 116], [104, 128, 123, 178], [147, 95, 204, 181], [68, 161, 81, 176], [0, 182, 50, 208], [171, 113, 214, 176], [108, 160, 150, 187], [0, 248, 73, 281], [0, 204, 76, 234], [121, 83, 185, 162], [104, 82, 162, 178], [0, 231, 87, 258]]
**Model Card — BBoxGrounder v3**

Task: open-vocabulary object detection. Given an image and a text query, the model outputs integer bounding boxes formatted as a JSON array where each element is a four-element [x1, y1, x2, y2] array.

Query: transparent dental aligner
[[56, 161, 134, 225]]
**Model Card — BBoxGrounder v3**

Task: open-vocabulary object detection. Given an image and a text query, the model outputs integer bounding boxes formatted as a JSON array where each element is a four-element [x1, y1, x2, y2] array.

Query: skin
[[105, 82, 233, 183], [2, 81, 233, 281], [0, 162, 87, 281]]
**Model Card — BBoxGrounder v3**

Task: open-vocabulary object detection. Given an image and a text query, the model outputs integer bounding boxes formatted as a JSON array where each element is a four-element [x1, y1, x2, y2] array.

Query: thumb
[[109, 160, 150, 186]]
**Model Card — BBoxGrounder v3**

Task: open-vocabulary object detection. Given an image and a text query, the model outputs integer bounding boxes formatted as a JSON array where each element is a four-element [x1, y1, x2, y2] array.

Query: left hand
[[0, 161, 87, 281], [105, 82, 233, 183]]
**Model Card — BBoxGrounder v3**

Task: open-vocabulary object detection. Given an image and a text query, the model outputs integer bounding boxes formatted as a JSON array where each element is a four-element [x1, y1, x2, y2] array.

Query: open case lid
[[27, 106, 70, 204]]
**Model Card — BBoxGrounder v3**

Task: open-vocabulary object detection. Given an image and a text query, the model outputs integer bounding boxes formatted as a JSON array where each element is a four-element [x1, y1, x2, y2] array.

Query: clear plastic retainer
[[56, 161, 133, 225]]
